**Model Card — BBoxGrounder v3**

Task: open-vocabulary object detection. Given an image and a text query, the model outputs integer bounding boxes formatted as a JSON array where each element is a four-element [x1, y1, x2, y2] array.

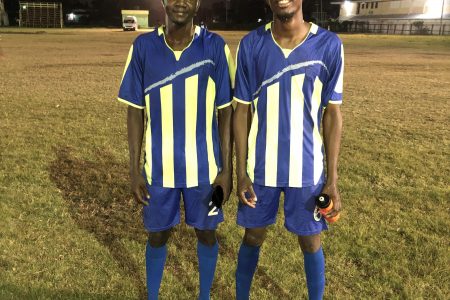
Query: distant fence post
[[431, 24, 434, 35]]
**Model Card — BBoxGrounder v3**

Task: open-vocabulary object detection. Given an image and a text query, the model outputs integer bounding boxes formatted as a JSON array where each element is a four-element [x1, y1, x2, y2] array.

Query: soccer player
[[117, 0, 234, 299], [233, 0, 343, 299]]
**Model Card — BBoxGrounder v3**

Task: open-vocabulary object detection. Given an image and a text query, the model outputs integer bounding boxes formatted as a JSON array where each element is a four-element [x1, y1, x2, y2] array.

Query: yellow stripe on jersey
[[206, 77, 218, 183], [144, 94, 152, 185], [224, 44, 236, 89], [311, 77, 324, 185], [265, 82, 280, 186], [117, 97, 145, 109], [233, 97, 251, 105], [185, 75, 199, 187], [247, 98, 259, 181], [121, 45, 133, 84], [160, 84, 175, 187], [289, 74, 305, 187]]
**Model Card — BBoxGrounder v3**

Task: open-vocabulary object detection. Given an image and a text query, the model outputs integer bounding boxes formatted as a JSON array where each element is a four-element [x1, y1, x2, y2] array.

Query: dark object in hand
[[212, 185, 224, 209]]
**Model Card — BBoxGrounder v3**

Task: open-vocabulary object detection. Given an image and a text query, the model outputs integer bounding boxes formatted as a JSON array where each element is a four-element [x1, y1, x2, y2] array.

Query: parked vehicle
[[123, 16, 138, 31]]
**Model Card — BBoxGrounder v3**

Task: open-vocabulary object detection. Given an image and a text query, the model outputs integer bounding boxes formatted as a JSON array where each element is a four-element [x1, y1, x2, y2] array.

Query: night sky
[[4, 0, 341, 26]]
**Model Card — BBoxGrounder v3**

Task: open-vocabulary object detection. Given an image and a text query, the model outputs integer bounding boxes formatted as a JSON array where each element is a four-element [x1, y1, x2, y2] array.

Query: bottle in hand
[[315, 194, 340, 223]]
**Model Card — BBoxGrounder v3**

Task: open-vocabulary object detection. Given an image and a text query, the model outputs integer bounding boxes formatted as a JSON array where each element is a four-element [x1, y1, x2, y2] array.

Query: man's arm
[[321, 103, 343, 217], [214, 106, 233, 202], [127, 106, 149, 205], [233, 102, 257, 208]]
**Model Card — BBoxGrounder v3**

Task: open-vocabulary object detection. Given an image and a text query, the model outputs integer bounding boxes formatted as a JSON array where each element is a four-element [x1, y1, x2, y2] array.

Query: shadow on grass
[[49, 147, 287, 299], [49, 147, 147, 299]]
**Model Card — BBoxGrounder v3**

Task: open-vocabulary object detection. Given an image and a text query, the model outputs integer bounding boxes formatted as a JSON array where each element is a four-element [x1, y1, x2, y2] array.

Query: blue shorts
[[143, 184, 224, 232], [237, 183, 328, 236]]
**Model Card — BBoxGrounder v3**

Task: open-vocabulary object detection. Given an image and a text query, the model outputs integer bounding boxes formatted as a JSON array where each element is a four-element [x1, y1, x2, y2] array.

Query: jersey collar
[[158, 25, 202, 37], [265, 22, 318, 58], [265, 22, 318, 34], [157, 25, 202, 61]]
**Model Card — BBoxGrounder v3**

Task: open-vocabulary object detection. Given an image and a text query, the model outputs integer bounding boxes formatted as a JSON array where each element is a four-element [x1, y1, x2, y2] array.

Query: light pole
[[440, 0, 445, 35], [225, 0, 229, 24]]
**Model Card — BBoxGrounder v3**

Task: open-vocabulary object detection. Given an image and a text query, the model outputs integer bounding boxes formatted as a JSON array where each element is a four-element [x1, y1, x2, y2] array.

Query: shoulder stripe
[[144, 60, 215, 93], [252, 61, 329, 97]]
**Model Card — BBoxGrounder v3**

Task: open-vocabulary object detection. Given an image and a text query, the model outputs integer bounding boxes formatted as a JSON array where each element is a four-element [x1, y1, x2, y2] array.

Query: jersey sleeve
[[323, 42, 344, 106], [118, 42, 145, 109], [214, 42, 234, 110], [233, 40, 253, 105]]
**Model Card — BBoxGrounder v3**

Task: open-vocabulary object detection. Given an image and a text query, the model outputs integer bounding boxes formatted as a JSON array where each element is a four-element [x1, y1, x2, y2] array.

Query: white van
[[123, 16, 138, 31]]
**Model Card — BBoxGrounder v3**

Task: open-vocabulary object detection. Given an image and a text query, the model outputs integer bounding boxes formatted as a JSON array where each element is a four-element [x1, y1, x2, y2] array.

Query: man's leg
[[236, 184, 281, 300], [183, 185, 224, 300], [236, 227, 267, 300], [146, 230, 172, 300], [143, 186, 181, 300], [195, 229, 219, 300], [283, 184, 327, 300], [298, 234, 325, 300]]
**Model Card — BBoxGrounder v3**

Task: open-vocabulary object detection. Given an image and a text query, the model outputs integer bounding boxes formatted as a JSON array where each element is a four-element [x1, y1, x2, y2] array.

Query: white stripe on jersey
[[265, 82, 280, 186], [253, 60, 329, 97], [289, 74, 305, 187], [145, 59, 215, 93], [312, 77, 324, 185]]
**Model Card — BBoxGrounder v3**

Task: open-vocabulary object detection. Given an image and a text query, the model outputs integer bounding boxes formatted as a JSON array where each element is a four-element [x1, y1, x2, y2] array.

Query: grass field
[[0, 28, 449, 299]]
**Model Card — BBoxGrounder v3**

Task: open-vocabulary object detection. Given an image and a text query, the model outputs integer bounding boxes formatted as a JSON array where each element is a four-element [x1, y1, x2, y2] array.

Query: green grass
[[0, 29, 449, 299]]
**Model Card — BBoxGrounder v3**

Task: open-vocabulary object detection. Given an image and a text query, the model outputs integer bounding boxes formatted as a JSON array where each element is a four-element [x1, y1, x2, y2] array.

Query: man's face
[[267, 0, 302, 21], [163, 0, 200, 25]]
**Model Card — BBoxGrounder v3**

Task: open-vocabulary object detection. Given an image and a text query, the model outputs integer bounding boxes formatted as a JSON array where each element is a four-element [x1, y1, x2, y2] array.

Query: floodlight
[[343, 1, 354, 17], [424, 0, 443, 18]]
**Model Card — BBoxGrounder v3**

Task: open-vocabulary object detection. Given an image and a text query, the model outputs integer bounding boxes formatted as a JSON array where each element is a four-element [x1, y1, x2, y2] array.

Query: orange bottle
[[316, 194, 340, 223]]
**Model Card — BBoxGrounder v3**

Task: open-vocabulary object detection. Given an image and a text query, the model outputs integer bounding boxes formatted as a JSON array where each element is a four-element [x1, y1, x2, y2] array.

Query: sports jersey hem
[[328, 100, 342, 105], [251, 179, 324, 188], [217, 101, 233, 109], [233, 97, 251, 105], [146, 179, 215, 189], [117, 97, 145, 109]]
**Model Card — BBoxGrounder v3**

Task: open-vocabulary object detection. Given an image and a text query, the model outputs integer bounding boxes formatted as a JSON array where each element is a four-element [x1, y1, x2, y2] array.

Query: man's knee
[[148, 229, 171, 248], [298, 234, 321, 253], [243, 227, 267, 247], [195, 229, 217, 246]]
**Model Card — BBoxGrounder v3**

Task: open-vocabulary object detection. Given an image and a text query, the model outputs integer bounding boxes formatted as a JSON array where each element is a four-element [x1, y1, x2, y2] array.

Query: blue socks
[[145, 242, 167, 300], [197, 241, 219, 300], [145, 240, 219, 300], [303, 247, 325, 300], [235, 243, 261, 300]]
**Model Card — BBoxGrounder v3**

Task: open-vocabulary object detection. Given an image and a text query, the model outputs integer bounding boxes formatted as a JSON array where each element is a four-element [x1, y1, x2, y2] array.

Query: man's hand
[[237, 175, 257, 208], [130, 172, 150, 206], [321, 183, 341, 218], [213, 170, 232, 204]]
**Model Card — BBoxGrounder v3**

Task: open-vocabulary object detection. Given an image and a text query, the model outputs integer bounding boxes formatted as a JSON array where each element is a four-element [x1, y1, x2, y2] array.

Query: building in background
[[19, 1, 63, 28], [0, 0, 9, 26], [121, 10, 149, 29], [334, 0, 450, 34]]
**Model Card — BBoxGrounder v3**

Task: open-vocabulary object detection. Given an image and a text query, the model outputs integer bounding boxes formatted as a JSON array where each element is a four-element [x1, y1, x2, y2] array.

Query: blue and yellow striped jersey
[[234, 23, 344, 188], [118, 26, 234, 188]]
